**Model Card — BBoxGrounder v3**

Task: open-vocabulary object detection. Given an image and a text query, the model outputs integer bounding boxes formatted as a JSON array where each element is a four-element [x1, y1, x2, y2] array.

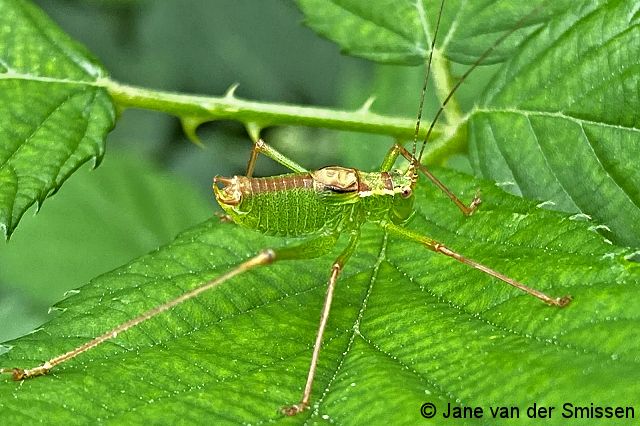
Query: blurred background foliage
[[0, 0, 495, 342]]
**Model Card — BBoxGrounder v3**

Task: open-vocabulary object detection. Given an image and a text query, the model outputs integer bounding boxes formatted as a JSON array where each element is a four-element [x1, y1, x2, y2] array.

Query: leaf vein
[[578, 122, 640, 211]]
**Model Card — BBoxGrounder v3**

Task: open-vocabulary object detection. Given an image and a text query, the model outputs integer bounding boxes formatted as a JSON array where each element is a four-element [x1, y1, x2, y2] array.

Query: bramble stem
[[101, 79, 444, 142]]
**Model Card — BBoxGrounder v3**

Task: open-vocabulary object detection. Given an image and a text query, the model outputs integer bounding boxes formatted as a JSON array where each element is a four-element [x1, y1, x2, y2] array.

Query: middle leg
[[281, 230, 360, 416]]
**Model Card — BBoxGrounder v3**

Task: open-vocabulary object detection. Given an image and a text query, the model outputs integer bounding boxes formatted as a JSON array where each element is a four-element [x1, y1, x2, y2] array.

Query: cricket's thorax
[[214, 166, 415, 237]]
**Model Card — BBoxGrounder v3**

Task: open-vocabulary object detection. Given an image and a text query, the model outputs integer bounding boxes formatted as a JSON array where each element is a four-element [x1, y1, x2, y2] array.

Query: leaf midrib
[[0, 89, 90, 174], [16, 0, 101, 79], [474, 108, 640, 133], [474, 108, 640, 217], [0, 72, 99, 86], [313, 227, 388, 417]]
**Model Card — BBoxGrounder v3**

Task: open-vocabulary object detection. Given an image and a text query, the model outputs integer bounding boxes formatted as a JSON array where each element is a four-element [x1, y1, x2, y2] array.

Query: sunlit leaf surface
[[470, 0, 640, 247], [1, 169, 637, 424], [0, 0, 115, 237]]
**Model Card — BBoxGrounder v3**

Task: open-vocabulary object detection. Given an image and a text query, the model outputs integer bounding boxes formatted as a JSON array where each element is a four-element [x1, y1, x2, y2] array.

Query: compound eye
[[400, 186, 412, 198]]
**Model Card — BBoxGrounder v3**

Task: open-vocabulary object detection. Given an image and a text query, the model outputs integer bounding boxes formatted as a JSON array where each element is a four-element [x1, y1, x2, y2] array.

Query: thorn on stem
[[180, 116, 205, 147], [224, 83, 240, 99], [357, 96, 376, 113], [245, 122, 262, 143]]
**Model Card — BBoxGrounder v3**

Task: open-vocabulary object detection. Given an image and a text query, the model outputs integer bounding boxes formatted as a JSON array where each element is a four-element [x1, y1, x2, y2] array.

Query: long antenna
[[411, 0, 446, 159], [416, 3, 547, 163]]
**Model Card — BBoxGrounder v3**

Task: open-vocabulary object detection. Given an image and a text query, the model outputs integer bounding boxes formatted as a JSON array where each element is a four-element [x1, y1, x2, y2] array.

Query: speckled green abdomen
[[215, 174, 357, 237]]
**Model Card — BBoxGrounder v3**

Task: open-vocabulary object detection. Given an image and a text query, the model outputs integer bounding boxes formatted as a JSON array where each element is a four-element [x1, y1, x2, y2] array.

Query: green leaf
[[0, 150, 212, 342], [470, 0, 640, 247], [1, 168, 637, 424], [0, 0, 115, 237], [295, 0, 576, 65], [298, 0, 640, 248]]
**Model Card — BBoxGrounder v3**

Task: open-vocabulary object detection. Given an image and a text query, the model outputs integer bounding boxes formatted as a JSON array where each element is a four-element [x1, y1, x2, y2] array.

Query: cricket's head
[[213, 175, 243, 216]]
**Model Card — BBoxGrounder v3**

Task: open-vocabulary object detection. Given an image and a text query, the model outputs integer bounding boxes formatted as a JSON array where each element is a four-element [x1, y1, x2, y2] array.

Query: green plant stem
[[431, 48, 463, 125], [102, 79, 443, 142], [419, 48, 465, 165]]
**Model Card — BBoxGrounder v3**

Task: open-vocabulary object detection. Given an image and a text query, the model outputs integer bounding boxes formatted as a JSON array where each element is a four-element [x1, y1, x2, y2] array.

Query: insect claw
[[1, 367, 27, 381], [1, 361, 54, 380], [214, 212, 234, 223], [554, 295, 572, 307], [280, 402, 309, 416], [465, 190, 482, 215]]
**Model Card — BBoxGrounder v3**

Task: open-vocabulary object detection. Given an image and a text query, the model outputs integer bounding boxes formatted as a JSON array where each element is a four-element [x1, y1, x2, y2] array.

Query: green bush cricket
[[1, 0, 572, 416]]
